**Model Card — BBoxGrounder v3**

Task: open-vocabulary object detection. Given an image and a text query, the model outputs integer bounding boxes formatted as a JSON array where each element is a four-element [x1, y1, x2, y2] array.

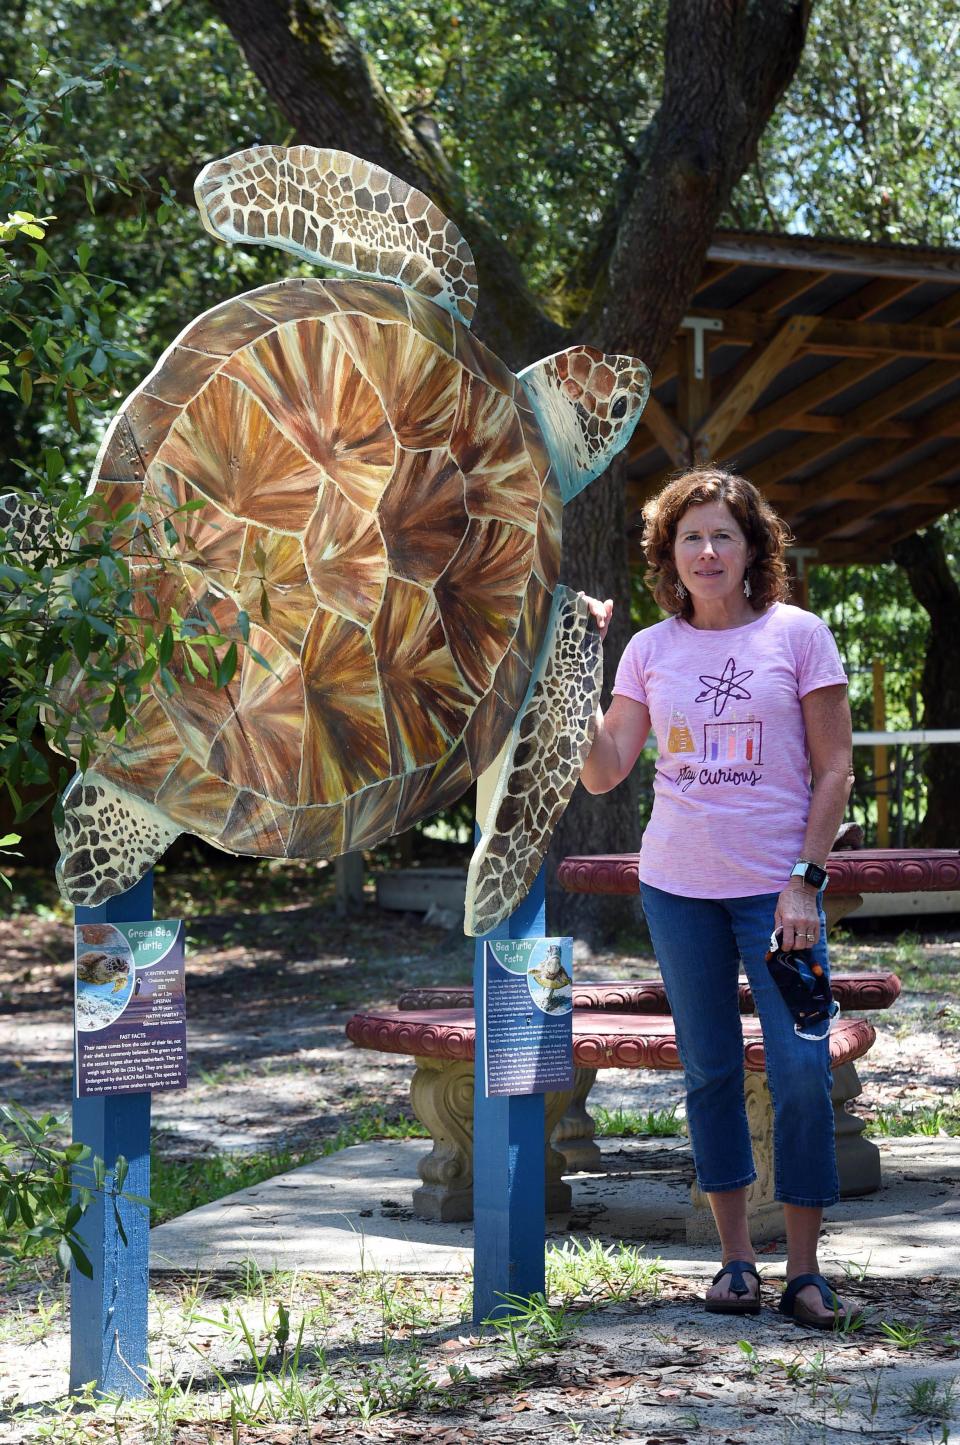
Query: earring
[[674, 579, 687, 601], [743, 574, 752, 599]]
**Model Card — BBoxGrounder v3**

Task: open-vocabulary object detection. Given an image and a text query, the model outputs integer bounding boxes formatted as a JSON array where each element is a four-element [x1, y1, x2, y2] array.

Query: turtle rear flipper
[[56, 772, 181, 907], [0, 492, 58, 568], [465, 587, 602, 936], [195, 144, 478, 327]]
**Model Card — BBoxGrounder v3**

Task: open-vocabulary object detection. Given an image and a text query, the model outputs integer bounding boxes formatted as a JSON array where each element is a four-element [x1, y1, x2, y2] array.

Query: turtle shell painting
[[3, 145, 650, 935]]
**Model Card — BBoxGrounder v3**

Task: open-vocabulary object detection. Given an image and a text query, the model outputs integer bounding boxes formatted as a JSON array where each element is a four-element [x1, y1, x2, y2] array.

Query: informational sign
[[74, 920, 187, 1097], [483, 937, 574, 1097]]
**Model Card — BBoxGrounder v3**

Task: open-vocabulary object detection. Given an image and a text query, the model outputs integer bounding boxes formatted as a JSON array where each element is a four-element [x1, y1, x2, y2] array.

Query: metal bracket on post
[[680, 315, 723, 380], [71, 870, 153, 1399]]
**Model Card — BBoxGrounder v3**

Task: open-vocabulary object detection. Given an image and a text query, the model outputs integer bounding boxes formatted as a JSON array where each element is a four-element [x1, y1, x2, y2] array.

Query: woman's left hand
[[775, 883, 821, 952], [578, 593, 614, 641]]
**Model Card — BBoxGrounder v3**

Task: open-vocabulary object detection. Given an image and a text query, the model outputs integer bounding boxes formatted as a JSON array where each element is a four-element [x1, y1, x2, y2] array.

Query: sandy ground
[[1, 882, 959, 1442]]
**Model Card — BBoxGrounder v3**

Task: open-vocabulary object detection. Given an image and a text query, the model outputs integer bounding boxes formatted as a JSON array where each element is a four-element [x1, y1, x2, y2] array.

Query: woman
[[580, 466, 858, 1330]]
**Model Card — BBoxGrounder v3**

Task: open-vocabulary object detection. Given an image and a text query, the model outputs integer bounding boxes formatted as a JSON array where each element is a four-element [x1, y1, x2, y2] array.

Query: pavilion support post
[[71, 870, 153, 1399], [334, 852, 365, 917], [677, 323, 713, 458], [872, 660, 890, 847]]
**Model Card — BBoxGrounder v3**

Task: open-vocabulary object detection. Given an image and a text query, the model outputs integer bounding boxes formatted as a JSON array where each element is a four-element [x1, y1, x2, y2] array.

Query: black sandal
[[779, 1272, 863, 1330], [704, 1259, 762, 1315]]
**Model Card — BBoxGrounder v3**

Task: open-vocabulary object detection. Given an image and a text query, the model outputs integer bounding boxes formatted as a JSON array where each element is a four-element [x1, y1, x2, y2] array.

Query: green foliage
[[545, 1236, 663, 1302], [0, 0, 956, 857], [0, 45, 252, 831], [345, 0, 666, 303], [865, 1101, 960, 1138], [0, 1101, 145, 1276], [593, 1102, 684, 1137], [732, 1, 960, 245], [0, 50, 144, 438]]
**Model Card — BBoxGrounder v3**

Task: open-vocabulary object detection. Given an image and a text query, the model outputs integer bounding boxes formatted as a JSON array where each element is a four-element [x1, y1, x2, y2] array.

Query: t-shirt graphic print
[[613, 603, 847, 899]]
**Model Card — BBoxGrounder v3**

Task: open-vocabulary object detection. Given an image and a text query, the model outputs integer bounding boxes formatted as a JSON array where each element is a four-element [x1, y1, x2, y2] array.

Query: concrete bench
[[395, 973, 901, 1014], [346, 1006, 877, 1243], [396, 974, 898, 1192]]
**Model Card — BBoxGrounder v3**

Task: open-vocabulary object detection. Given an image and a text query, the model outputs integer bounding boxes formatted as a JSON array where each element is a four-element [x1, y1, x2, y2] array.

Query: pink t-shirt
[[612, 603, 847, 898]]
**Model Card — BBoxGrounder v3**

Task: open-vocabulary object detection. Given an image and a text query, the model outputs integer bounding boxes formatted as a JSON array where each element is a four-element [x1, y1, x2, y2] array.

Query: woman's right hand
[[579, 593, 614, 641]]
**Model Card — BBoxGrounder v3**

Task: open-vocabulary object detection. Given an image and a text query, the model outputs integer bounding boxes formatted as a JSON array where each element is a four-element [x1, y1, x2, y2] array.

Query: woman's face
[[673, 499, 752, 608]]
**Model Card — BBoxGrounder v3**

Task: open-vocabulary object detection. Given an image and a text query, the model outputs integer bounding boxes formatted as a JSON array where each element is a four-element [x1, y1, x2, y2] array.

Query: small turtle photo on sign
[[74, 921, 187, 1097]]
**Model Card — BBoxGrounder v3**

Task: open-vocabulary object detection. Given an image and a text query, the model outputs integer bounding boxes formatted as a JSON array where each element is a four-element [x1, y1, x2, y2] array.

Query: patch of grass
[[593, 1103, 685, 1138], [880, 1319, 930, 1349], [481, 1290, 583, 1366], [864, 1103, 960, 1139], [151, 1109, 428, 1225], [903, 1377, 957, 1424], [546, 1237, 663, 1302]]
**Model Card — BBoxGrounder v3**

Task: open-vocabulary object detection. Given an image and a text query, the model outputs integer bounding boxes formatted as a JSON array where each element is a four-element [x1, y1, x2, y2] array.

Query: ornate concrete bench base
[[348, 1008, 878, 1243]]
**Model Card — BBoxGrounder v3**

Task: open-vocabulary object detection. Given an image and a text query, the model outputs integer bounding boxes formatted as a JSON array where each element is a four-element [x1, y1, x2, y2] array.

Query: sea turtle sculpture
[[4, 145, 649, 934]]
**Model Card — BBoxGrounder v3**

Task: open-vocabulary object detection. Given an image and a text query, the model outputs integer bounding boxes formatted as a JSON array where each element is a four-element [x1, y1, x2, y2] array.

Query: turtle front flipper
[[195, 144, 478, 327], [464, 587, 602, 937], [56, 772, 181, 907]]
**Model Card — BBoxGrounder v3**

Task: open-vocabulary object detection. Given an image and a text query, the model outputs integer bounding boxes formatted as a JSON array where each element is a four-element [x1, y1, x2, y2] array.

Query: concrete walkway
[[151, 1133, 960, 1279]]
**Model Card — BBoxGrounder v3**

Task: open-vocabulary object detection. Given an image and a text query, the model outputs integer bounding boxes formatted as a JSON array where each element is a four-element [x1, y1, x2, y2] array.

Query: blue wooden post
[[71, 870, 153, 1398], [472, 864, 547, 1322]]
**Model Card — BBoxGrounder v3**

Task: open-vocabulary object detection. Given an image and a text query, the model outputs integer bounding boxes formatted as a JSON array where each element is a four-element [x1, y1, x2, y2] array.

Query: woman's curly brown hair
[[641, 467, 792, 619]]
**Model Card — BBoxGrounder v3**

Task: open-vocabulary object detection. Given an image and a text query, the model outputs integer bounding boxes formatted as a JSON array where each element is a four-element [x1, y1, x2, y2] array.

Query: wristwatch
[[791, 858, 829, 892]]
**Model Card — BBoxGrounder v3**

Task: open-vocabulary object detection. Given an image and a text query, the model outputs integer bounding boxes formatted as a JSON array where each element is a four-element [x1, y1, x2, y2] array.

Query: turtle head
[[56, 771, 180, 907], [518, 346, 650, 504]]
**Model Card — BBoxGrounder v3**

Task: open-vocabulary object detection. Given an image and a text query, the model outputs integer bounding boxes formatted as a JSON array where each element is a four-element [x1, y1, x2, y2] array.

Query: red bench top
[[557, 849, 960, 897], [346, 1007, 876, 1074], [396, 974, 900, 1015]]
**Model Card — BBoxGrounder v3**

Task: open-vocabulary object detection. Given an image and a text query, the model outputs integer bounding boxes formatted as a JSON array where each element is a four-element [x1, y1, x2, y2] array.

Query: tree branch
[[586, 0, 813, 366], [207, 0, 563, 366]]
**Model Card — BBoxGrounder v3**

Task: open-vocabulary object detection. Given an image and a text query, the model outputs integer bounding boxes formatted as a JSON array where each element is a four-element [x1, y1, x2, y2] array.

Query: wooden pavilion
[[627, 230, 960, 594]]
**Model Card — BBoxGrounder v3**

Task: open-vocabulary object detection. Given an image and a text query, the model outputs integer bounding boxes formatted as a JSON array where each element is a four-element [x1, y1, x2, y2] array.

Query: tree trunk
[[891, 527, 960, 847]]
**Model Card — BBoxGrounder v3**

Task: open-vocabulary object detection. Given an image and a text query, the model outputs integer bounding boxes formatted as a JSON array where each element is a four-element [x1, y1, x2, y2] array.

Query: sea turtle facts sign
[[483, 937, 573, 1097], [74, 920, 187, 1097]]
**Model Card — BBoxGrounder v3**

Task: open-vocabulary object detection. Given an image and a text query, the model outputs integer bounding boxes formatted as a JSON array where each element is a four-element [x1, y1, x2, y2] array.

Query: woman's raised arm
[[580, 695, 651, 795], [577, 594, 650, 794]]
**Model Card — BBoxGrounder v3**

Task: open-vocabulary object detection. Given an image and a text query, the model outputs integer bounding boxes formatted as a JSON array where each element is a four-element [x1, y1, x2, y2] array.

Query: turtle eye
[[611, 395, 628, 419]]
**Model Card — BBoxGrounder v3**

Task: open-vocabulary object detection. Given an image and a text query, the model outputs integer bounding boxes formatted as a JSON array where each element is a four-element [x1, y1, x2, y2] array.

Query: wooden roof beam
[[694, 317, 819, 455], [822, 276, 919, 321], [734, 411, 960, 440], [641, 395, 690, 468], [691, 307, 960, 359], [740, 268, 827, 315], [784, 392, 960, 509], [789, 450, 960, 543], [813, 360, 960, 443], [818, 502, 957, 561], [748, 433, 847, 490], [771, 439, 908, 506], [720, 290, 960, 467], [707, 231, 960, 285], [694, 259, 740, 293]]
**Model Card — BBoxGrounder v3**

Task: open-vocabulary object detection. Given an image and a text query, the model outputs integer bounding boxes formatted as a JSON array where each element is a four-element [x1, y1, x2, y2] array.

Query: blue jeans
[[640, 883, 839, 1208]]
